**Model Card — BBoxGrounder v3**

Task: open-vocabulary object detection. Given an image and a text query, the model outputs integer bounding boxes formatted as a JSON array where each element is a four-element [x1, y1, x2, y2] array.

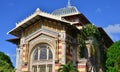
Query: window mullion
[[38, 47, 40, 60], [37, 65, 39, 72], [47, 47, 49, 60]]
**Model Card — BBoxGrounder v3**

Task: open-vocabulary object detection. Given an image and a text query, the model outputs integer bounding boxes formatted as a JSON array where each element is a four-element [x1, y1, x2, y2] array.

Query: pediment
[[25, 28, 58, 43], [28, 32, 57, 51]]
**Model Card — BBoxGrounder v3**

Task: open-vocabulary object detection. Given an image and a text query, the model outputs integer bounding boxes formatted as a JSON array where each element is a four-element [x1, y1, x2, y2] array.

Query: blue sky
[[0, 0, 120, 66]]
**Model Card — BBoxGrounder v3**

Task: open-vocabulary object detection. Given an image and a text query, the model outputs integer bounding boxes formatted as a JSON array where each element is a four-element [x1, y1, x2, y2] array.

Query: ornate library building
[[7, 2, 113, 72]]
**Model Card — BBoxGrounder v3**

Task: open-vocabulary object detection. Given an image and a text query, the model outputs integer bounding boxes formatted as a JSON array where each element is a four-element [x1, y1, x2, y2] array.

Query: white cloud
[[104, 24, 120, 33], [107, 32, 120, 42], [104, 24, 120, 42]]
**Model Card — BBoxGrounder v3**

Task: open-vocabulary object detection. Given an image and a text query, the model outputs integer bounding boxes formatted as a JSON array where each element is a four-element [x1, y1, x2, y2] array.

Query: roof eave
[[6, 38, 20, 45], [7, 8, 73, 37], [60, 12, 80, 17]]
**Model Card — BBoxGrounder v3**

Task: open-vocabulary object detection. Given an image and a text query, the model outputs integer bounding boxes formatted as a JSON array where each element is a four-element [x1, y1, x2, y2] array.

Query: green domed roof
[[52, 6, 79, 16]]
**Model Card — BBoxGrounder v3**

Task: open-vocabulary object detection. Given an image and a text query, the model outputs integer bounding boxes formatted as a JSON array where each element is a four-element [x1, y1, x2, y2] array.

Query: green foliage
[[77, 34, 86, 58], [0, 52, 14, 72], [115, 56, 120, 72], [82, 24, 100, 39], [78, 24, 106, 71], [0, 52, 13, 67], [59, 62, 78, 72], [90, 44, 96, 56], [77, 24, 101, 58], [106, 40, 120, 72]]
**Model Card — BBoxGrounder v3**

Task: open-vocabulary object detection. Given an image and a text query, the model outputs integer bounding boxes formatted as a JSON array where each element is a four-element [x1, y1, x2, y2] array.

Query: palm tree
[[58, 61, 78, 72]]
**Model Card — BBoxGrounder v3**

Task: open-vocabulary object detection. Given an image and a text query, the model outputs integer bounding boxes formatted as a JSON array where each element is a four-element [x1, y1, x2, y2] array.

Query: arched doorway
[[31, 44, 54, 72]]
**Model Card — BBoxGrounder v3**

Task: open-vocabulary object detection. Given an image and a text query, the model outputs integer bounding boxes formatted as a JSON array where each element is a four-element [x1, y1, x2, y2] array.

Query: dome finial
[[68, 0, 71, 7]]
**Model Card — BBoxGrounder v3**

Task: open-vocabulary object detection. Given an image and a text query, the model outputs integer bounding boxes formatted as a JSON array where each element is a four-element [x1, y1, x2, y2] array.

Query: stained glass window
[[32, 44, 53, 72], [49, 49, 53, 59], [48, 64, 52, 72], [32, 66, 37, 72], [34, 50, 38, 60], [39, 65, 46, 72], [40, 48, 47, 60]]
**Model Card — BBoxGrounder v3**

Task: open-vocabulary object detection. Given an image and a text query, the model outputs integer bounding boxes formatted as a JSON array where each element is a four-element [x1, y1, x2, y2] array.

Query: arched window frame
[[33, 45, 53, 61], [31, 44, 54, 72]]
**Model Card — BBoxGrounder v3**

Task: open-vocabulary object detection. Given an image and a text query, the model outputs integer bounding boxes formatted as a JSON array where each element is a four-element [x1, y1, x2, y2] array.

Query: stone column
[[85, 40, 91, 58], [21, 44, 29, 72], [60, 31, 66, 64], [61, 41, 66, 64], [16, 47, 22, 72]]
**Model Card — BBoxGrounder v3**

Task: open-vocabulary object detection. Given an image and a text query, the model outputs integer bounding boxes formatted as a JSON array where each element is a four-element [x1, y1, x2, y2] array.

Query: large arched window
[[31, 44, 53, 72]]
